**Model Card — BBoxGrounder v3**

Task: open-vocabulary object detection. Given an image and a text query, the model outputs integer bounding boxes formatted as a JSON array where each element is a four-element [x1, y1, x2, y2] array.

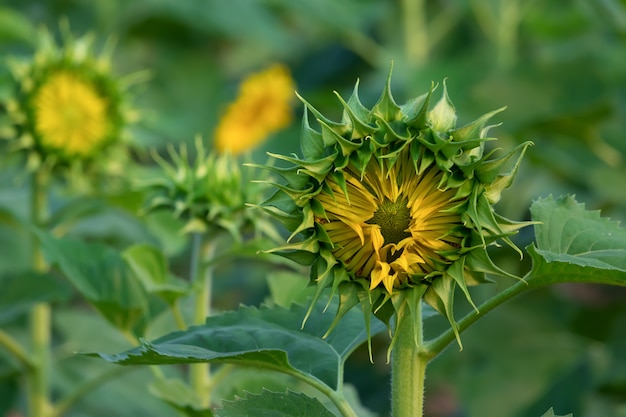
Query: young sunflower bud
[[260, 68, 533, 345], [139, 136, 278, 242]]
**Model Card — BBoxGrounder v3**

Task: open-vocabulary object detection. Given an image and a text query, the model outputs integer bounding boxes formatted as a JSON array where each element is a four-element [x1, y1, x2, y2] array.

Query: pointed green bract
[[260, 68, 532, 348]]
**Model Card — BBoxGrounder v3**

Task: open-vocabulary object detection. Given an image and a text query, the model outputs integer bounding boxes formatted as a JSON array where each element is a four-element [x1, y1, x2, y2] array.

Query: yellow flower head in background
[[259, 68, 533, 345], [33, 70, 110, 157], [2, 22, 131, 174], [214, 64, 295, 155]]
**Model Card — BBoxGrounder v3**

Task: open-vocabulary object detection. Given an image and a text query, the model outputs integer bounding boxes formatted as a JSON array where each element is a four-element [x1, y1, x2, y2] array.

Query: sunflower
[[259, 69, 533, 340], [316, 148, 468, 294], [2, 23, 131, 176], [33, 70, 111, 157], [214, 64, 295, 155]]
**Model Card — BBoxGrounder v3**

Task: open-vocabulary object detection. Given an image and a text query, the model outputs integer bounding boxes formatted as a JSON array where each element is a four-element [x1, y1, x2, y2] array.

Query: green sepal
[[296, 92, 349, 140], [386, 285, 428, 360], [267, 152, 336, 184], [423, 276, 461, 349], [465, 248, 521, 280], [450, 107, 506, 141], [371, 65, 402, 122], [482, 141, 533, 203], [335, 89, 377, 139], [446, 258, 478, 311], [404, 82, 436, 129], [322, 282, 360, 338], [263, 235, 320, 266], [300, 106, 325, 160], [319, 119, 362, 157], [428, 80, 456, 132], [247, 162, 309, 190]]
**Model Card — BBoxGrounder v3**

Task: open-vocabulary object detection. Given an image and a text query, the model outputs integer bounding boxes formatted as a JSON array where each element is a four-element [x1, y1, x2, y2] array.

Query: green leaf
[[540, 407, 573, 417], [215, 390, 335, 417], [91, 298, 386, 391], [528, 195, 626, 288], [0, 271, 72, 324], [122, 244, 189, 305], [34, 230, 154, 335]]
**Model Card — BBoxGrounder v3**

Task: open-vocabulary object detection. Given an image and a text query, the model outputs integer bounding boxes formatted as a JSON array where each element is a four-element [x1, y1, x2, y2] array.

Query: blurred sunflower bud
[[140, 135, 278, 243], [1, 21, 140, 184], [214, 64, 295, 155], [259, 68, 533, 344]]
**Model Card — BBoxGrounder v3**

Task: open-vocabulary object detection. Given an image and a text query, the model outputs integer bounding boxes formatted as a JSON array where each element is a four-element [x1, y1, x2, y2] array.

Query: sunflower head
[[259, 68, 533, 344], [1, 22, 133, 178], [139, 135, 278, 242], [214, 64, 295, 155]]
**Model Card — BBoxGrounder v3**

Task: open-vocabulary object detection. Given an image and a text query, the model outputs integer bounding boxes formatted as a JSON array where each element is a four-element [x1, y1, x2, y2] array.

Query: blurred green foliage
[[1, 1, 625, 416]]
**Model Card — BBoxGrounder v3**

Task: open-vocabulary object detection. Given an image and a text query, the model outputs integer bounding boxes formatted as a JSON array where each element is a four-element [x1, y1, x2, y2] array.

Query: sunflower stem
[[402, 0, 428, 67], [391, 301, 426, 417], [28, 169, 52, 417], [190, 233, 216, 408]]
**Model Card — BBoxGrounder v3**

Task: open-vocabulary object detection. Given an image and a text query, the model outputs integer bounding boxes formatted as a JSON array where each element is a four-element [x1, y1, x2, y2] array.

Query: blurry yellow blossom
[[214, 64, 295, 155], [1, 23, 136, 178], [33, 70, 110, 158]]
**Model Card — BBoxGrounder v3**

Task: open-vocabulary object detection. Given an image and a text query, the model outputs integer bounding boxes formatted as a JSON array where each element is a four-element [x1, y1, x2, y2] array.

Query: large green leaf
[[92, 298, 386, 391], [215, 390, 335, 417], [35, 230, 154, 335], [0, 271, 71, 324], [527, 195, 626, 287]]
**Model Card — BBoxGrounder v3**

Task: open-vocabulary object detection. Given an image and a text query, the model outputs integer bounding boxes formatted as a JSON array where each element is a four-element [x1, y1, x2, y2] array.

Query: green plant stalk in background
[[190, 233, 216, 408], [28, 169, 52, 417]]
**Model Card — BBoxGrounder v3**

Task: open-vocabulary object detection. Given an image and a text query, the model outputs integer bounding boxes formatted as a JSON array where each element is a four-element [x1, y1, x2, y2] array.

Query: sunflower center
[[366, 197, 412, 244], [33, 71, 109, 157]]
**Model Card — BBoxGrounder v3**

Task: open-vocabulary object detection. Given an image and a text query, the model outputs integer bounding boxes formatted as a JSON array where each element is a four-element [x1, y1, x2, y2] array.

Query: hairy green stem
[[391, 302, 426, 417], [190, 233, 216, 408], [28, 170, 52, 417]]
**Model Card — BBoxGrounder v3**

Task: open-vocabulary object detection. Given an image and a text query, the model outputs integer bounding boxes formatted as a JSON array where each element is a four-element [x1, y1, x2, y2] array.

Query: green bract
[[259, 69, 533, 346]]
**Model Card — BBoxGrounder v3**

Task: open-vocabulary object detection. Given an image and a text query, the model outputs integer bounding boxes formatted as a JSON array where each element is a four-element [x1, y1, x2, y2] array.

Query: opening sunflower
[[316, 148, 467, 294], [259, 69, 532, 338]]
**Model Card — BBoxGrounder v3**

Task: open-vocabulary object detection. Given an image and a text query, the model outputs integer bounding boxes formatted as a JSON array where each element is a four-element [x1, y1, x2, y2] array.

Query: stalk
[[28, 169, 52, 417], [189, 233, 216, 408], [391, 302, 426, 417], [402, 0, 428, 67]]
